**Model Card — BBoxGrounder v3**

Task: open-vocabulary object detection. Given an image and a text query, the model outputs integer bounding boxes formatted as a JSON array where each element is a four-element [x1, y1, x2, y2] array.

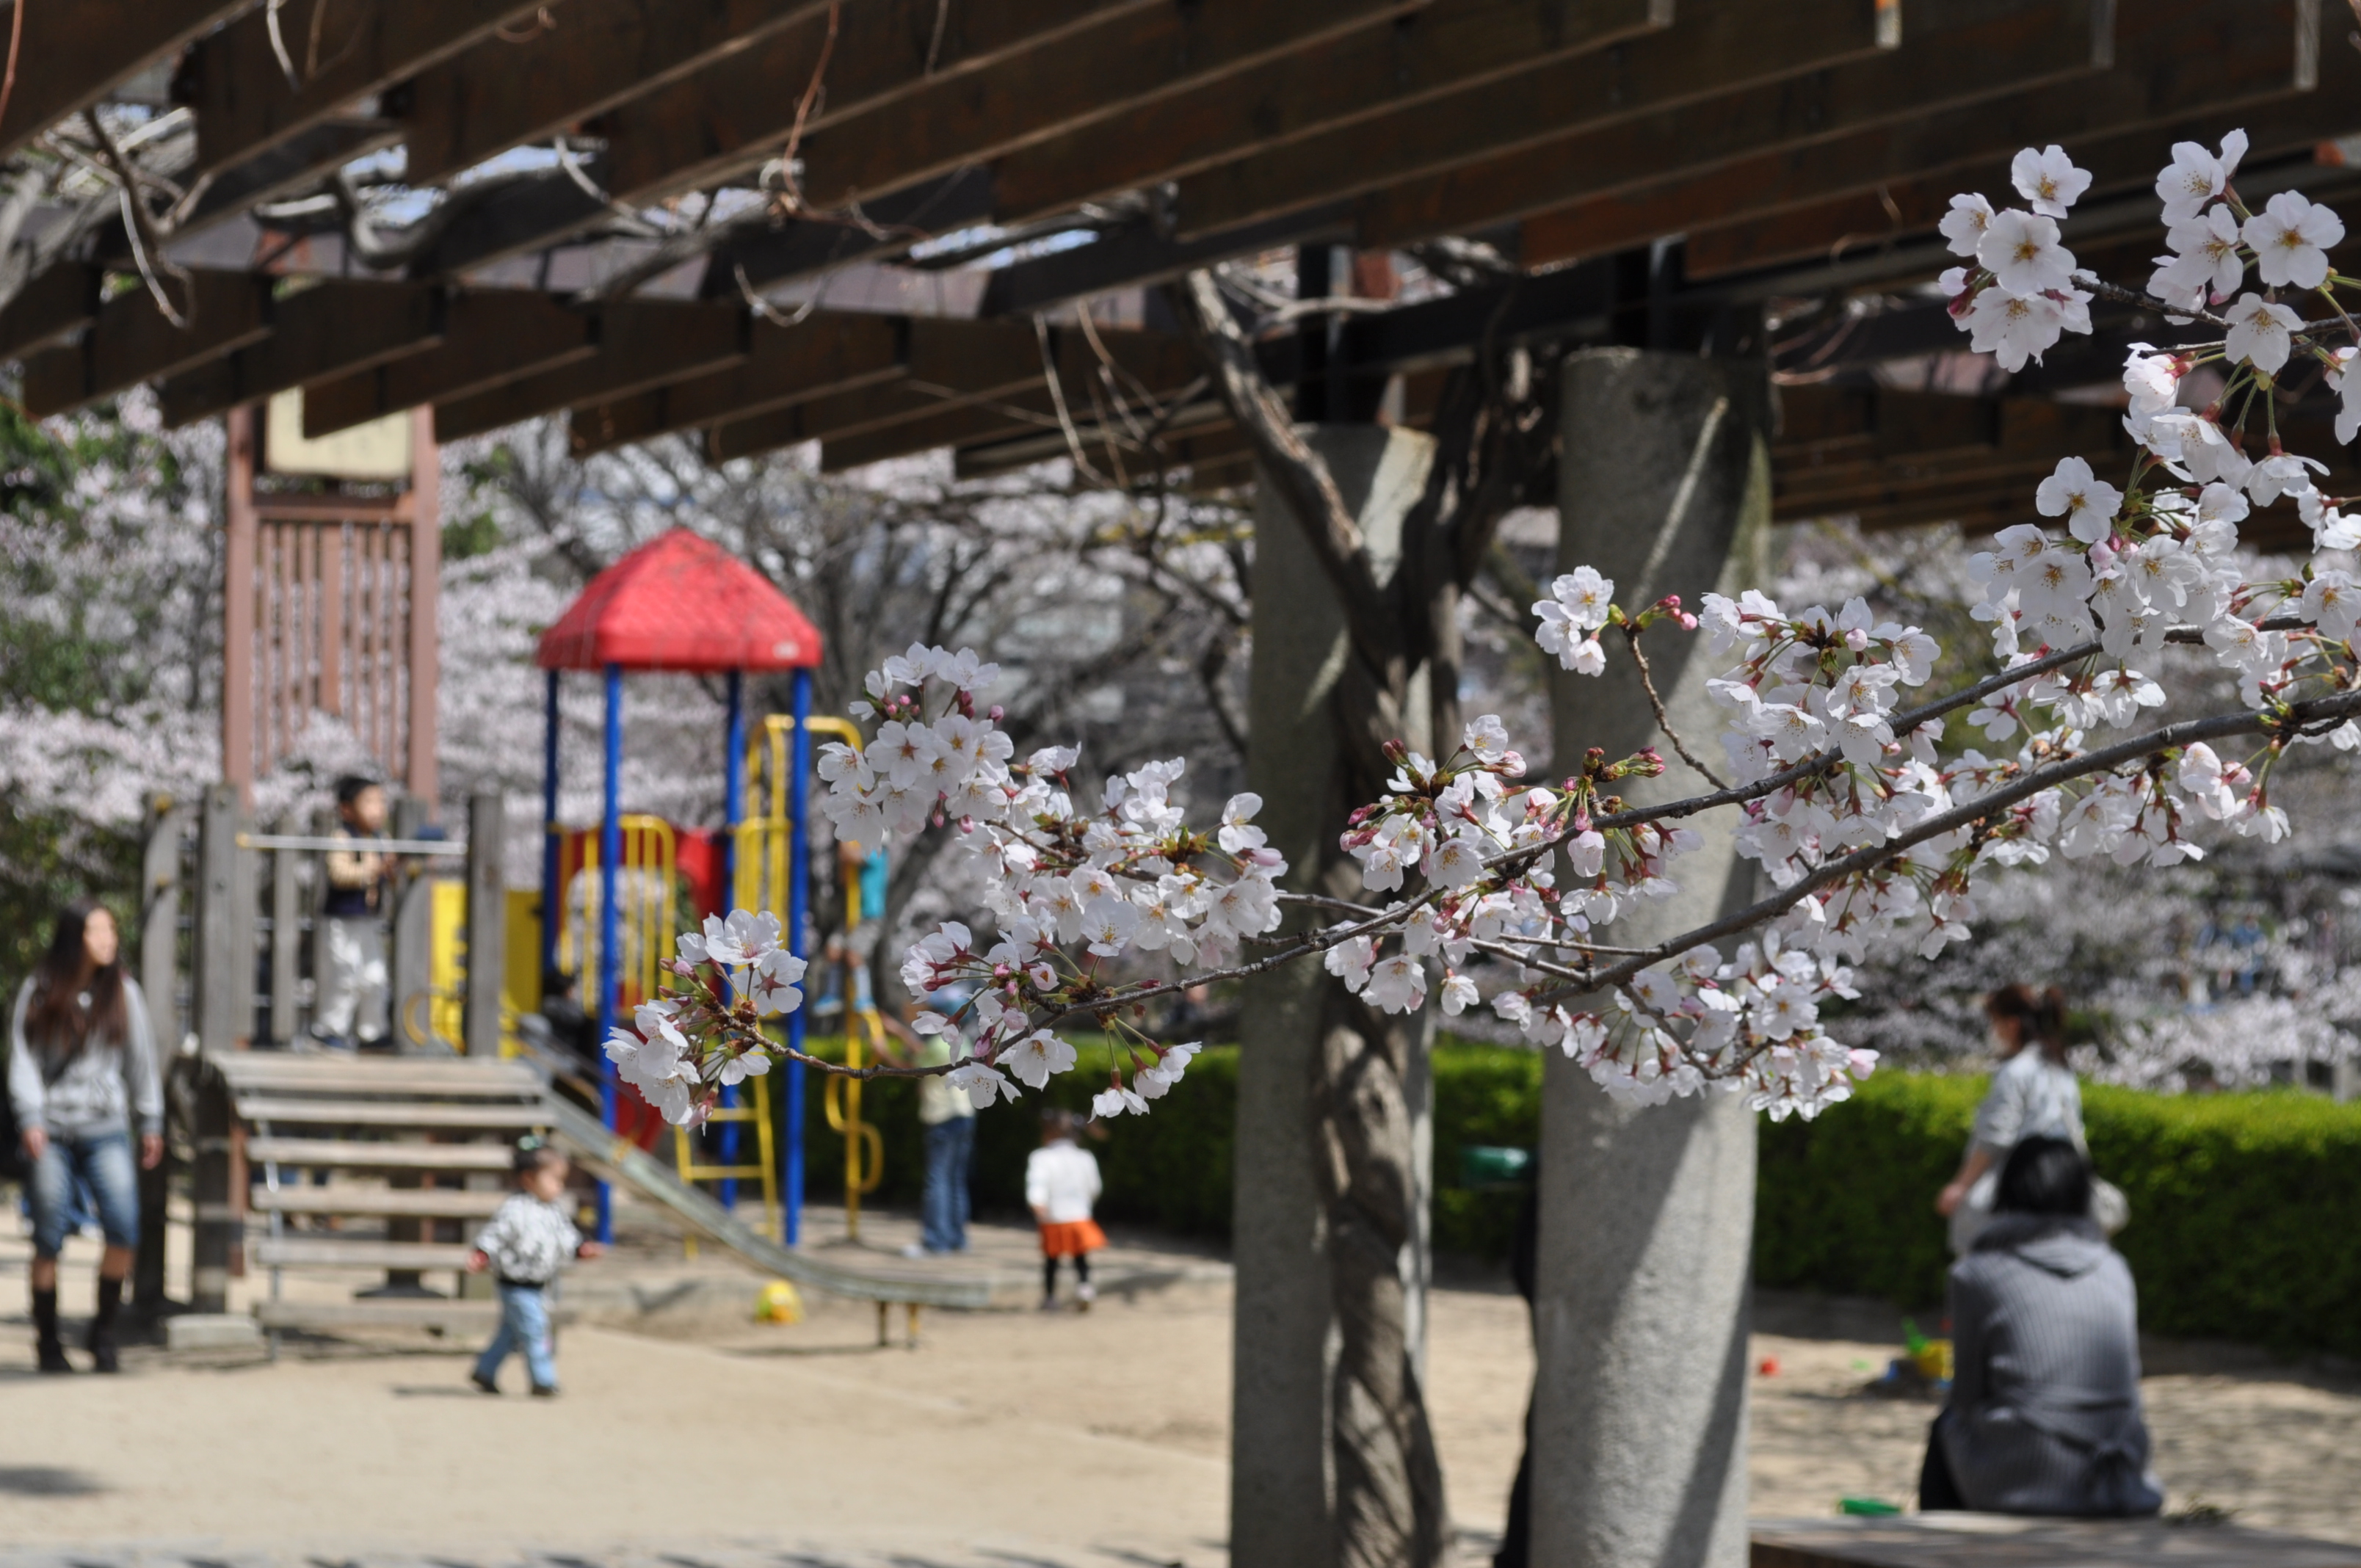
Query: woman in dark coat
[[1920, 1136, 2163, 1517]]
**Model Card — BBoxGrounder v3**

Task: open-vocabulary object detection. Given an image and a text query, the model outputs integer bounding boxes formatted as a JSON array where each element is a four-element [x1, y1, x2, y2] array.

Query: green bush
[[1758, 1073, 2361, 1357], [779, 1044, 2361, 1356]]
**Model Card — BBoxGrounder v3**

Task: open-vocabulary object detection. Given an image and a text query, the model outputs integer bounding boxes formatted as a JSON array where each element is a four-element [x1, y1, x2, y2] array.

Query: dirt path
[[1, 1209, 2355, 1561]]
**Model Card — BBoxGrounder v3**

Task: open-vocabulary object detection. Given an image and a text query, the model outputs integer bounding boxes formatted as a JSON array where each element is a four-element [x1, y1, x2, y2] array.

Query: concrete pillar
[[1534, 349, 1773, 1568], [1233, 424, 1435, 1568]]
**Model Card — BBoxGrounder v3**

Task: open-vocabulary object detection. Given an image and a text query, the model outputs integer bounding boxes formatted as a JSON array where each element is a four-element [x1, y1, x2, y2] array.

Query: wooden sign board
[[264, 388, 412, 481]]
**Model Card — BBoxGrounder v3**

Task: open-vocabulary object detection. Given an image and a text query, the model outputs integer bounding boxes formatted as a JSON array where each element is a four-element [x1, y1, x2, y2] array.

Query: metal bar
[[598, 661, 623, 1245], [465, 792, 506, 1057], [786, 665, 812, 1246], [236, 835, 467, 855], [222, 409, 258, 800], [543, 669, 562, 990], [721, 669, 746, 1212]]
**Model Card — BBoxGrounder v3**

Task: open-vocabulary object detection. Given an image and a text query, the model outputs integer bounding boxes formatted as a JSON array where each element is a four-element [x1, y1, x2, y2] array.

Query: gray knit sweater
[[9, 975, 164, 1139], [1940, 1213, 2164, 1517]]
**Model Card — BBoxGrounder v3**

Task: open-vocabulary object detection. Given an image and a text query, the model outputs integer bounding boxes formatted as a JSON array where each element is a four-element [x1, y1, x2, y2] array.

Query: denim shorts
[[29, 1129, 139, 1257]]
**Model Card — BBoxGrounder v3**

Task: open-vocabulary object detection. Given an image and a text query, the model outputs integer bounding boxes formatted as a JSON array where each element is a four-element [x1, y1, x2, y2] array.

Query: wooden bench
[[1752, 1515, 2361, 1567]]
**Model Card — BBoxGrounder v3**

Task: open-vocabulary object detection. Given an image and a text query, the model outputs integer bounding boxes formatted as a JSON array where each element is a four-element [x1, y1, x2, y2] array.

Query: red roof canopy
[[536, 528, 822, 673]]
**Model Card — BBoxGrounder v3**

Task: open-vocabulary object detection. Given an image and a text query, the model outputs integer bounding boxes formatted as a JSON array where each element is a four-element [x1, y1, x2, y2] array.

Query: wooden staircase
[[202, 1050, 554, 1339]]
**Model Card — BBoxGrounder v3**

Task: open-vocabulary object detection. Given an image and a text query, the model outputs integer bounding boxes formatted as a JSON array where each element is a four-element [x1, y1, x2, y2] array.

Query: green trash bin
[[1460, 1144, 1534, 1191]]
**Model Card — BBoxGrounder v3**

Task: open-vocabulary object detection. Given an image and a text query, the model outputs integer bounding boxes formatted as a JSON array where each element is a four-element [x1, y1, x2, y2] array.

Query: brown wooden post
[[135, 797, 190, 1321], [191, 1067, 236, 1315], [406, 407, 440, 806], [465, 792, 507, 1057], [222, 407, 258, 802]]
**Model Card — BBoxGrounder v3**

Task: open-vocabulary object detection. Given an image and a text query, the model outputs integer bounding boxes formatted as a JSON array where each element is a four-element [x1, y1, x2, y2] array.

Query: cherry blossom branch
[[1534, 682, 2361, 1006], [1622, 625, 1728, 789]]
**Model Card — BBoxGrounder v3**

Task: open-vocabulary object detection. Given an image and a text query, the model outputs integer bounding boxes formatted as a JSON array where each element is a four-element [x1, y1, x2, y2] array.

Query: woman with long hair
[[8, 901, 164, 1372], [1936, 984, 2084, 1255]]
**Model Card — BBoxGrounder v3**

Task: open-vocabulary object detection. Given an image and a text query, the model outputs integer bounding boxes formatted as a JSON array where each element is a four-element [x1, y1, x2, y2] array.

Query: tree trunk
[[1234, 425, 1446, 1568]]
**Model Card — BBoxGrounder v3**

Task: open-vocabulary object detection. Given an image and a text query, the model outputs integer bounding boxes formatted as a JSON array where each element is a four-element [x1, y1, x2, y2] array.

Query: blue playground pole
[[541, 669, 561, 994], [596, 662, 623, 1244], [785, 666, 813, 1246], [718, 670, 746, 1211]]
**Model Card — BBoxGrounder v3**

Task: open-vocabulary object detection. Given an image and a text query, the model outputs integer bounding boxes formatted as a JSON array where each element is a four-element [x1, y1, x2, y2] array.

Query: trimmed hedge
[[784, 1047, 2361, 1356], [1760, 1073, 2361, 1357], [791, 1038, 1542, 1256]]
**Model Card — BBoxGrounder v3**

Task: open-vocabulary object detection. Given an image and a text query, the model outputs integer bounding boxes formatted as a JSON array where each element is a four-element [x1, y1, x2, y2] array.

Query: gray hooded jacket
[[9, 975, 164, 1139], [1940, 1213, 2163, 1517]]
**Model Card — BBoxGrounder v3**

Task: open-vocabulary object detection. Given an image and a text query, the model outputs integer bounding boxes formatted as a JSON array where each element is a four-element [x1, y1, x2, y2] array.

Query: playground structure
[[534, 527, 823, 1245]]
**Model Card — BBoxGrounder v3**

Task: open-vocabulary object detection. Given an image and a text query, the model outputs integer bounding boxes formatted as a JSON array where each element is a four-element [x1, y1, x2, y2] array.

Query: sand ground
[[0, 1201, 2355, 1564]]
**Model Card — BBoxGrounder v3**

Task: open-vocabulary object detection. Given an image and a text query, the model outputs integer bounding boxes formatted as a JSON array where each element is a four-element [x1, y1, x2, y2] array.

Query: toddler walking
[[1026, 1108, 1103, 1310], [468, 1139, 603, 1395]]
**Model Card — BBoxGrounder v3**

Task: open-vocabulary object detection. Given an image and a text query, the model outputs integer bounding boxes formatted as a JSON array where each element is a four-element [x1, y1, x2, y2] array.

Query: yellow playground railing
[[739, 714, 887, 1241]]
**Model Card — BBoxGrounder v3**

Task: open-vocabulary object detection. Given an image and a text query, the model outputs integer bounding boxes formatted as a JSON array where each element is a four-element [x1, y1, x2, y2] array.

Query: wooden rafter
[[300, 289, 601, 437], [158, 277, 446, 428], [0, 0, 248, 161], [433, 300, 752, 442]]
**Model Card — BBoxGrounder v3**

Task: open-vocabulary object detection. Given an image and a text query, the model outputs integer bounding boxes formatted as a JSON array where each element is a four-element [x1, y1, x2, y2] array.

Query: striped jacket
[[1940, 1214, 2164, 1517]]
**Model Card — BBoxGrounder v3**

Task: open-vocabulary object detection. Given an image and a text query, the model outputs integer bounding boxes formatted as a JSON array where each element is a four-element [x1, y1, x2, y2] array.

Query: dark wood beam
[[181, 0, 550, 178], [951, 406, 1238, 477], [178, 119, 402, 238], [596, 0, 1164, 206], [788, 0, 1430, 212], [1171, 0, 1896, 242], [1682, 35, 2361, 280], [433, 300, 750, 442], [158, 279, 447, 428], [23, 272, 278, 418], [984, 0, 1667, 225], [819, 391, 1071, 472], [1357, 0, 2113, 249], [979, 205, 1353, 316], [0, 264, 104, 363], [1513, 0, 2307, 267], [708, 323, 1200, 462], [301, 288, 600, 436], [399, 0, 828, 187], [0, 0, 248, 161], [565, 311, 917, 456], [701, 171, 998, 297]]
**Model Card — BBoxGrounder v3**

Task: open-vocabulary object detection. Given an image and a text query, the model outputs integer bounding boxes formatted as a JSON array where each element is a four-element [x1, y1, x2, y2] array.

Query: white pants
[[317, 916, 388, 1045]]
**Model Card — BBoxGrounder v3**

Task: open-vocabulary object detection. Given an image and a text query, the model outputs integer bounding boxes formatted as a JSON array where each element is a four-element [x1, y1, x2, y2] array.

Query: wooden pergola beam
[[0, 0, 249, 161], [1682, 41, 2360, 280], [433, 300, 751, 442], [1169, 0, 1898, 242], [176, 119, 403, 239], [595, 0, 1164, 207], [157, 279, 448, 428], [984, 0, 1669, 225], [181, 0, 551, 179], [1515, 0, 2309, 267], [399, 0, 829, 187], [979, 205, 1354, 317], [819, 392, 1073, 473], [1357, 0, 2113, 249], [0, 264, 104, 363], [708, 324, 1200, 462], [22, 272, 278, 419], [565, 312, 921, 457], [300, 289, 601, 437]]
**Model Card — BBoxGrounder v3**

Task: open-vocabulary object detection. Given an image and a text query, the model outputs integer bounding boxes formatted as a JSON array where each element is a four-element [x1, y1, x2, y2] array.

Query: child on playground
[[315, 775, 391, 1051], [1026, 1108, 1103, 1311], [467, 1139, 604, 1395]]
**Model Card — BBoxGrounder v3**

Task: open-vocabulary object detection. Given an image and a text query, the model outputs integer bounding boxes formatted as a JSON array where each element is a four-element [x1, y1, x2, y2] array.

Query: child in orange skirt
[[1026, 1108, 1104, 1310]]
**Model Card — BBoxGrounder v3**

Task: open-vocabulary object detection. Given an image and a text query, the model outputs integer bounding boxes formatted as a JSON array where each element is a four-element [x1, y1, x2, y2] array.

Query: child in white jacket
[[1025, 1108, 1103, 1310]]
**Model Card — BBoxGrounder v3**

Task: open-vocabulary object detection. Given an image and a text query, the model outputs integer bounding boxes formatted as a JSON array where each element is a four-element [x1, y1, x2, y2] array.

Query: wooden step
[[213, 1054, 545, 1098], [245, 1137, 516, 1172], [253, 1298, 574, 1334], [250, 1187, 507, 1219], [236, 1099, 553, 1131], [253, 1238, 476, 1270]]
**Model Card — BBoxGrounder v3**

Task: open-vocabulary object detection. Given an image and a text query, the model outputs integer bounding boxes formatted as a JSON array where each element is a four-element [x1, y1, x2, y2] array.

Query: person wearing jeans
[[10, 901, 164, 1373], [895, 996, 976, 1257]]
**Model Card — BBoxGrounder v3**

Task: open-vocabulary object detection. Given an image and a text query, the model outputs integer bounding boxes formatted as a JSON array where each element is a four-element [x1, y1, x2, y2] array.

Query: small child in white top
[[466, 1139, 603, 1395], [1026, 1108, 1103, 1310]]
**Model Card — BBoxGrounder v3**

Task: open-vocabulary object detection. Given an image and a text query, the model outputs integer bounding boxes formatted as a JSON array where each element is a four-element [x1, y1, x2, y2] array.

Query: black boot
[[33, 1288, 70, 1373], [86, 1276, 122, 1373]]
